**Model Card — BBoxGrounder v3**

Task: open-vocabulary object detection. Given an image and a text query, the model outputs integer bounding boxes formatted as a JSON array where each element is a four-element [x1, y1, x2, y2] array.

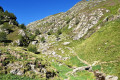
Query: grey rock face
[[27, 0, 107, 40], [73, 8, 105, 40]]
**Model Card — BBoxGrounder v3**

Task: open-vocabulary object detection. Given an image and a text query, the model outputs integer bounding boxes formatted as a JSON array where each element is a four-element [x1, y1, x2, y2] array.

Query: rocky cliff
[[27, 0, 109, 40]]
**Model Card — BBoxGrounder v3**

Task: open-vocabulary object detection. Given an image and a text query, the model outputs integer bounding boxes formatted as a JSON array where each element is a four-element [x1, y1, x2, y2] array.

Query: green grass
[[7, 27, 22, 41], [52, 62, 95, 80], [52, 62, 72, 79], [67, 56, 87, 67], [0, 74, 36, 80], [49, 18, 120, 79], [70, 71, 95, 80]]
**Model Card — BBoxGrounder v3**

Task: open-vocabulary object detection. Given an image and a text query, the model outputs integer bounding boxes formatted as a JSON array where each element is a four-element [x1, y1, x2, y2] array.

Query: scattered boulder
[[10, 69, 24, 75], [63, 42, 70, 45], [72, 66, 92, 74], [105, 75, 118, 80], [94, 71, 106, 80], [17, 70, 24, 75], [10, 69, 18, 74], [31, 40, 38, 45]]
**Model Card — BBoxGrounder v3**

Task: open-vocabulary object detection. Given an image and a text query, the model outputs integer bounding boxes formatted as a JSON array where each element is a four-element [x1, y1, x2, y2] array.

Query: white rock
[[58, 48, 61, 50], [105, 43, 107, 45], [31, 41, 37, 45], [63, 42, 70, 45], [106, 10, 110, 13], [68, 25, 72, 29], [52, 52, 56, 55]]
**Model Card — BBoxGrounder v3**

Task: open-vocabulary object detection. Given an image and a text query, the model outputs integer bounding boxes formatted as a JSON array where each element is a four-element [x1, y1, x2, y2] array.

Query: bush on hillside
[[20, 36, 29, 46], [4, 10, 17, 20], [0, 32, 7, 42], [55, 29, 62, 38], [29, 34, 36, 41], [35, 29, 41, 35], [19, 24, 26, 29], [65, 17, 71, 24], [41, 37, 45, 43], [47, 29, 53, 35], [75, 19, 79, 25], [2, 22, 11, 30], [28, 44, 37, 53], [57, 29, 62, 35]]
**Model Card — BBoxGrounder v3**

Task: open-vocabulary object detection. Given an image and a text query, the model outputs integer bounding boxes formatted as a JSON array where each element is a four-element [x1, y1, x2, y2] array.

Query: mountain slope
[[0, 0, 120, 80], [26, 0, 120, 79]]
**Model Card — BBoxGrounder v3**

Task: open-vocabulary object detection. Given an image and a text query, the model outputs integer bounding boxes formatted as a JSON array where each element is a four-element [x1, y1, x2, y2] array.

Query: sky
[[0, 0, 82, 25]]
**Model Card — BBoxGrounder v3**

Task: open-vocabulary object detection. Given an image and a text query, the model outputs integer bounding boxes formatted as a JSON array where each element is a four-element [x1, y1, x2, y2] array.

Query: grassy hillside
[[72, 19, 120, 77]]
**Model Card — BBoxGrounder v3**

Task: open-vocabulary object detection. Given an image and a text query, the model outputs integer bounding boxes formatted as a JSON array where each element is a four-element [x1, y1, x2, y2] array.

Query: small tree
[[4, 11, 16, 20], [19, 24, 26, 29], [13, 20, 18, 26], [0, 6, 4, 12], [8, 13, 17, 20]]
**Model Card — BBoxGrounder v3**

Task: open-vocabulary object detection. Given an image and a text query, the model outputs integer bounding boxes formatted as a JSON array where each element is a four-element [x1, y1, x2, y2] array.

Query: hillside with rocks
[[0, 0, 120, 80]]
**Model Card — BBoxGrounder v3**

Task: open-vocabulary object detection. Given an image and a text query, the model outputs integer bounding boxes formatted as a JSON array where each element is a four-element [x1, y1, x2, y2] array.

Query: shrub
[[0, 32, 7, 42], [28, 44, 37, 53], [20, 36, 29, 46], [41, 37, 45, 43], [57, 29, 62, 35], [9, 13, 17, 20], [65, 17, 71, 24], [19, 24, 26, 29], [2, 22, 11, 30], [55, 29, 62, 38], [27, 32, 36, 41], [35, 29, 41, 35], [4, 10, 17, 20], [47, 29, 53, 35], [0, 6, 4, 12], [0, 20, 3, 24], [13, 20, 18, 26], [75, 19, 79, 25]]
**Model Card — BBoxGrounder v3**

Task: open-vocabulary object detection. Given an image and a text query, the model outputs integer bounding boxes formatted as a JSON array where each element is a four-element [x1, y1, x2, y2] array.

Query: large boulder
[[105, 75, 118, 80]]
